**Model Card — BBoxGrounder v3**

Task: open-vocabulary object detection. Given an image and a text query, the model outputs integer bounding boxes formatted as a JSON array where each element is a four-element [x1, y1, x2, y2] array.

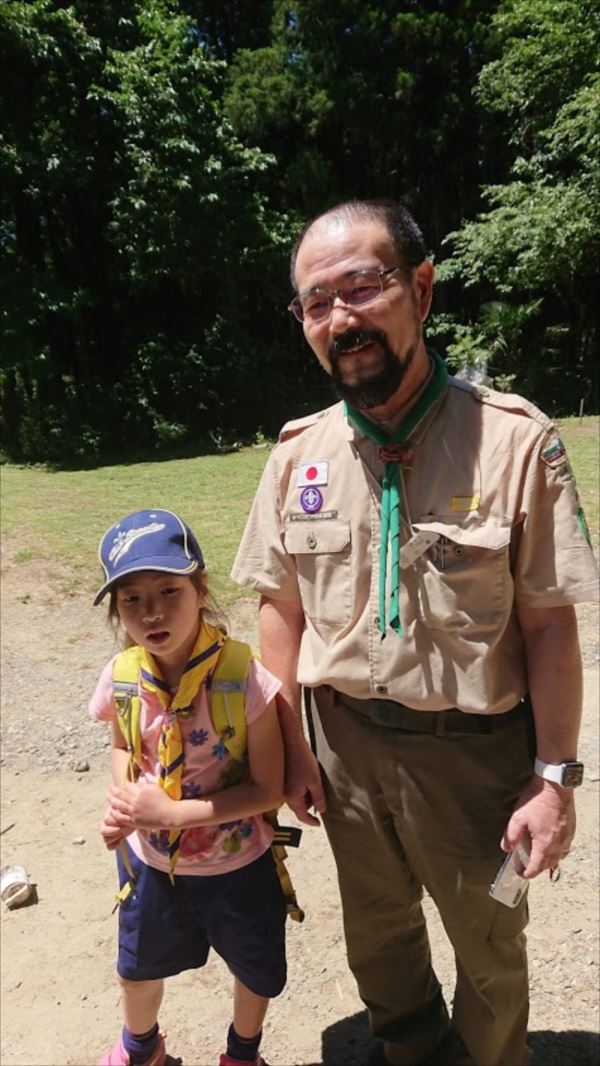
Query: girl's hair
[[108, 569, 228, 649]]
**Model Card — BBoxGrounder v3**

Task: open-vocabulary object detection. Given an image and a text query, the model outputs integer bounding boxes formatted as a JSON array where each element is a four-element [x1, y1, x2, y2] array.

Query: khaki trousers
[[311, 687, 534, 1066]]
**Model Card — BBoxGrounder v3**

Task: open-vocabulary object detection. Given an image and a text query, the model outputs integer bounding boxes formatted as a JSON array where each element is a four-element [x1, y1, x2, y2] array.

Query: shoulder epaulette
[[278, 403, 340, 443], [449, 378, 553, 432]]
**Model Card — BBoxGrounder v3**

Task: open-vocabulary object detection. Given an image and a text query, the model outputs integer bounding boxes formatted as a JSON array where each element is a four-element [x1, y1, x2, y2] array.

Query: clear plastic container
[[1, 864, 33, 909]]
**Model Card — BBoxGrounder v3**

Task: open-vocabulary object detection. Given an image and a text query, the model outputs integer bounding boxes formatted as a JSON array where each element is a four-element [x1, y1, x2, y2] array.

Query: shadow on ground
[[315, 1011, 600, 1065]]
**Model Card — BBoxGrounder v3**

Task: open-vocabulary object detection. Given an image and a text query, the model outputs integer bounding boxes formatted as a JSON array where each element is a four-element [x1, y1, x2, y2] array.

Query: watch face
[[563, 763, 584, 787]]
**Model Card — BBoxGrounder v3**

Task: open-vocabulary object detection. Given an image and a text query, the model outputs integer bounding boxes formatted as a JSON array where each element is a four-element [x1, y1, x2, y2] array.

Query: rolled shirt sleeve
[[231, 449, 302, 603], [513, 429, 599, 607]]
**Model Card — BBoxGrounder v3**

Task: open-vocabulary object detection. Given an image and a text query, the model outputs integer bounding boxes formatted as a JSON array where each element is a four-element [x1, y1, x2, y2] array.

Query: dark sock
[[122, 1023, 159, 1064], [227, 1022, 262, 1062]]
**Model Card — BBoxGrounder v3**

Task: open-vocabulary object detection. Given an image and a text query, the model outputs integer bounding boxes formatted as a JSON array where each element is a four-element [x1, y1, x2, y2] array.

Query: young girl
[[89, 508, 286, 1066]]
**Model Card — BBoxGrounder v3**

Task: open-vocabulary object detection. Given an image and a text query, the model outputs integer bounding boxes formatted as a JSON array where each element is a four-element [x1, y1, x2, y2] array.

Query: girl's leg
[[99, 978, 165, 1065], [120, 976, 164, 1035], [233, 976, 270, 1037], [223, 977, 270, 1062]]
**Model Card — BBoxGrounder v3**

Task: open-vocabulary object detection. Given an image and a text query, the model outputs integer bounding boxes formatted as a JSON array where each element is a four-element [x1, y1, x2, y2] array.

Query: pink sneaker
[[97, 1031, 166, 1066], [218, 1055, 268, 1066]]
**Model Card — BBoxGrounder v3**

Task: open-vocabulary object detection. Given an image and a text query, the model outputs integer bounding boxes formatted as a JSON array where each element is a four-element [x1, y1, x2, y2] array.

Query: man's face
[[293, 218, 434, 410]]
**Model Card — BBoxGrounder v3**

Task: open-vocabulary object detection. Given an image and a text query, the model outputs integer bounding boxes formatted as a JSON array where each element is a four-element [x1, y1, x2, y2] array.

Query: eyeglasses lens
[[292, 270, 384, 323]]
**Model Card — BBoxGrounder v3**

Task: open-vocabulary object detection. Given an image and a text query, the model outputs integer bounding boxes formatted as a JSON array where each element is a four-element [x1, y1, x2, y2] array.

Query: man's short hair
[[290, 199, 427, 287]]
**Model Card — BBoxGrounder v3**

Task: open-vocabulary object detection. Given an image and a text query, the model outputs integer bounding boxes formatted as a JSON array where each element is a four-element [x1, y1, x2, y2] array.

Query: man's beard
[[329, 328, 417, 410]]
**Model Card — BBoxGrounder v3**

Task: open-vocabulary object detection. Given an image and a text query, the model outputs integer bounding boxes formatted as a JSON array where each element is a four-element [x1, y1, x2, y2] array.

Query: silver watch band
[[534, 757, 584, 788], [534, 757, 564, 784]]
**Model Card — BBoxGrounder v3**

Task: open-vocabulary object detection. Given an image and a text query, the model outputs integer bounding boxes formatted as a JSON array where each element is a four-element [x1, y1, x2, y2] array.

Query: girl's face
[[114, 570, 203, 674]]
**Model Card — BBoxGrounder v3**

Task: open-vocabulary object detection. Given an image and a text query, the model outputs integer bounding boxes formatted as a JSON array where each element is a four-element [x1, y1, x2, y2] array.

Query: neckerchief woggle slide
[[344, 348, 448, 639], [139, 622, 225, 878]]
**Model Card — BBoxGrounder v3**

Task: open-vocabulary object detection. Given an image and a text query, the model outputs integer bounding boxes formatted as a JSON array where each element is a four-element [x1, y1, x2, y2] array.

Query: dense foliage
[[1, 0, 598, 464], [434, 0, 600, 412]]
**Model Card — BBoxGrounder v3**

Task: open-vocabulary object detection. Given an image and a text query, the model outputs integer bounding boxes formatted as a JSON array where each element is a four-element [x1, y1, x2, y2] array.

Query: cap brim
[[93, 559, 200, 606]]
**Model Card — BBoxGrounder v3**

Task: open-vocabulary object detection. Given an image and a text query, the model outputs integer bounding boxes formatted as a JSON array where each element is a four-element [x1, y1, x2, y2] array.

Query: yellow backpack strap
[[209, 638, 252, 763], [112, 646, 144, 778], [111, 647, 144, 909], [264, 810, 305, 923], [211, 640, 305, 923]]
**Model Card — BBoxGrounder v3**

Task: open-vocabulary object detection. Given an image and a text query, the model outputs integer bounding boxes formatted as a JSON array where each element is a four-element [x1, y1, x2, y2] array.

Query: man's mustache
[[329, 328, 386, 360]]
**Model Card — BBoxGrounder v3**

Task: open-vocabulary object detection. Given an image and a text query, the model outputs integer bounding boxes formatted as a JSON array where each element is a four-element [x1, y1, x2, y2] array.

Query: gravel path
[[1, 555, 598, 1066]]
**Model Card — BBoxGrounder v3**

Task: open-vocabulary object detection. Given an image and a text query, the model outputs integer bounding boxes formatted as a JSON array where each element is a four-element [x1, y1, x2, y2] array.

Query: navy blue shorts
[[116, 845, 287, 997]]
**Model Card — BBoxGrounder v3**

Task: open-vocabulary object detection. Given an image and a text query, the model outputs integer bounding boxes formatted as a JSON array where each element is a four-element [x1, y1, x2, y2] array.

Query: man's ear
[[412, 260, 435, 322]]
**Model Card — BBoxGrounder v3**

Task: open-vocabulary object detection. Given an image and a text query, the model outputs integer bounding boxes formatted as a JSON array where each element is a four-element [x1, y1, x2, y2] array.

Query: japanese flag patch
[[296, 461, 329, 487]]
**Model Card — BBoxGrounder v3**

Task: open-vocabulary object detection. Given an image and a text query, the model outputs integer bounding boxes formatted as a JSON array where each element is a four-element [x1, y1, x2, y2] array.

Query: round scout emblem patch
[[300, 487, 323, 513]]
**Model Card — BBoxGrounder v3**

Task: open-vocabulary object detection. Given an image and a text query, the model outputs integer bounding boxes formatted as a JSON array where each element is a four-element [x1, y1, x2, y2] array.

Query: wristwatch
[[534, 757, 584, 788]]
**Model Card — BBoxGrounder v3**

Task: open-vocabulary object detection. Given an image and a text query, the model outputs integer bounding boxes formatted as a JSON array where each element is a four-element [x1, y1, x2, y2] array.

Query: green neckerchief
[[344, 348, 448, 639]]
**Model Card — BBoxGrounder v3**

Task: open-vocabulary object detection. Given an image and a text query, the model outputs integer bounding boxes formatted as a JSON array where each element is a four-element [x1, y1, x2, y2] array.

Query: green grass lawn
[[1, 416, 598, 603], [1, 446, 272, 603]]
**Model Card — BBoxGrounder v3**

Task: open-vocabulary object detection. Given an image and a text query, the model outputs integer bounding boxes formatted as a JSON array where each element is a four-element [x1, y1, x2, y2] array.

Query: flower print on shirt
[[180, 825, 221, 859], [182, 781, 203, 799], [221, 821, 254, 855], [222, 831, 242, 854], [188, 728, 209, 747], [219, 760, 247, 789], [212, 737, 227, 760], [149, 829, 171, 855]]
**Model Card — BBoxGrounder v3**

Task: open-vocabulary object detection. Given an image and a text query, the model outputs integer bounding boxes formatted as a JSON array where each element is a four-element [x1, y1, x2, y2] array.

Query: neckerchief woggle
[[344, 348, 448, 639], [139, 621, 225, 879]]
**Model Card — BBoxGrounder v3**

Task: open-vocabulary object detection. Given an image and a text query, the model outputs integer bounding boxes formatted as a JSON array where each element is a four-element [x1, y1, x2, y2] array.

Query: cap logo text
[[109, 522, 166, 564]]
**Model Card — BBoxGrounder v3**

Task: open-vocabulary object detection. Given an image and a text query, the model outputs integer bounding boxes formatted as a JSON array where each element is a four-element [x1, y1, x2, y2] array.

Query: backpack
[[111, 638, 304, 921]]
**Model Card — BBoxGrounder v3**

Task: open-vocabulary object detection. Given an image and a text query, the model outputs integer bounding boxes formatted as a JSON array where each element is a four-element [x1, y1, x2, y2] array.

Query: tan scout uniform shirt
[[232, 376, 598, 714]]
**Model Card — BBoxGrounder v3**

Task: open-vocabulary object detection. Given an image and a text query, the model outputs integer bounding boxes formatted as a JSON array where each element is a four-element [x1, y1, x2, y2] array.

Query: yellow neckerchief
[[139, 621, 225, 878]]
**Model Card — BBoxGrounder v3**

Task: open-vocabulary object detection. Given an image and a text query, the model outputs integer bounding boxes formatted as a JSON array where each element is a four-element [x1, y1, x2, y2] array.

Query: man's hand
[[107, 780, 179, 831], [284, 737, 326, 827], [501, 775, 576, 878]]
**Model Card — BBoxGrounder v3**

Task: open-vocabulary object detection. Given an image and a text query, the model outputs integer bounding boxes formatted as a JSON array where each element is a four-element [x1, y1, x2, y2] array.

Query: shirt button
[[375, 684, 388, 694], [306, 533, 317, 549]]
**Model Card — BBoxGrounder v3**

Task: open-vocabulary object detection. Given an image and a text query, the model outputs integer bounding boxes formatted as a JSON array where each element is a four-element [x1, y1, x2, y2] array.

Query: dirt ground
[[1, 550, 598, 1066]]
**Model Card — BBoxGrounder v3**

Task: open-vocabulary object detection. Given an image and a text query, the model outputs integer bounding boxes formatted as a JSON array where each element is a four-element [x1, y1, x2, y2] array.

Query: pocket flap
[[413, 516, 511, 551], [284, 519, 351, 555]]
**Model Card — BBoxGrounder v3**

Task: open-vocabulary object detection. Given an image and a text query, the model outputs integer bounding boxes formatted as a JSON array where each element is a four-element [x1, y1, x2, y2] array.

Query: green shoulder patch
[[541, 435, 567, 468]]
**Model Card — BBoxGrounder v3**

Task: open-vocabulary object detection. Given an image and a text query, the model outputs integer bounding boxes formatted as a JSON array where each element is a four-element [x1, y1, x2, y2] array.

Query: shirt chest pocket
[[283, 520, 352, 628], [412, 517, 512, 635]]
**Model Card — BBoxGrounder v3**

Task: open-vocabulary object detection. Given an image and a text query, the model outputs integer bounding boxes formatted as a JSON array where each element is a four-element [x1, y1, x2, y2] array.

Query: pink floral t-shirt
[[89, 655, 281, 877]]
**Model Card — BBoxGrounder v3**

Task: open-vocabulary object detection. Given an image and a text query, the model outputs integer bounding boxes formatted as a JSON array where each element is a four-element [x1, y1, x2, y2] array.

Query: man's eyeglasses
[[288, 266, 401, 324]]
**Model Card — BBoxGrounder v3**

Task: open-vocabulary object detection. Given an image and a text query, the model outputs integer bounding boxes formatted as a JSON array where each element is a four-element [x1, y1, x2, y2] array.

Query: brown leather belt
[[329, 688, 530, 736]]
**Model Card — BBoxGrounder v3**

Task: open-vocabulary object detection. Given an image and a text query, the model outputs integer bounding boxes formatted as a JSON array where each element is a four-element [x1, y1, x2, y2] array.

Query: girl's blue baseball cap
[[93, 508, 204, 605]]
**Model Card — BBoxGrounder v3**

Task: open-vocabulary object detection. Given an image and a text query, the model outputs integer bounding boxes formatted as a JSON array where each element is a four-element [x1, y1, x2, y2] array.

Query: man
[[231, 200, 598, 1066]]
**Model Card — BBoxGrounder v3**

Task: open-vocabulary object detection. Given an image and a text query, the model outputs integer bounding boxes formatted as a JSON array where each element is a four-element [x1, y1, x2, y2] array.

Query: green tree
[[224, 1, 502, 247], [436, 0, 599, 412], [1, 0, 292, 463]]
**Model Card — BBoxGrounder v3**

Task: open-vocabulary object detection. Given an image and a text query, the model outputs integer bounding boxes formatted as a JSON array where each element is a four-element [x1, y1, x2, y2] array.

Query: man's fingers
[[285, 792, 321, 827], [310, 780, 327, 814], [522, 848, 544, 879], [294, 809, 321, 827]]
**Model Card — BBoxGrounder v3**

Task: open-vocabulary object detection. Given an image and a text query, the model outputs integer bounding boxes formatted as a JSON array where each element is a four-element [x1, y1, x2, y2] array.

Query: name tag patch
[[289, 510, 338, 522]]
